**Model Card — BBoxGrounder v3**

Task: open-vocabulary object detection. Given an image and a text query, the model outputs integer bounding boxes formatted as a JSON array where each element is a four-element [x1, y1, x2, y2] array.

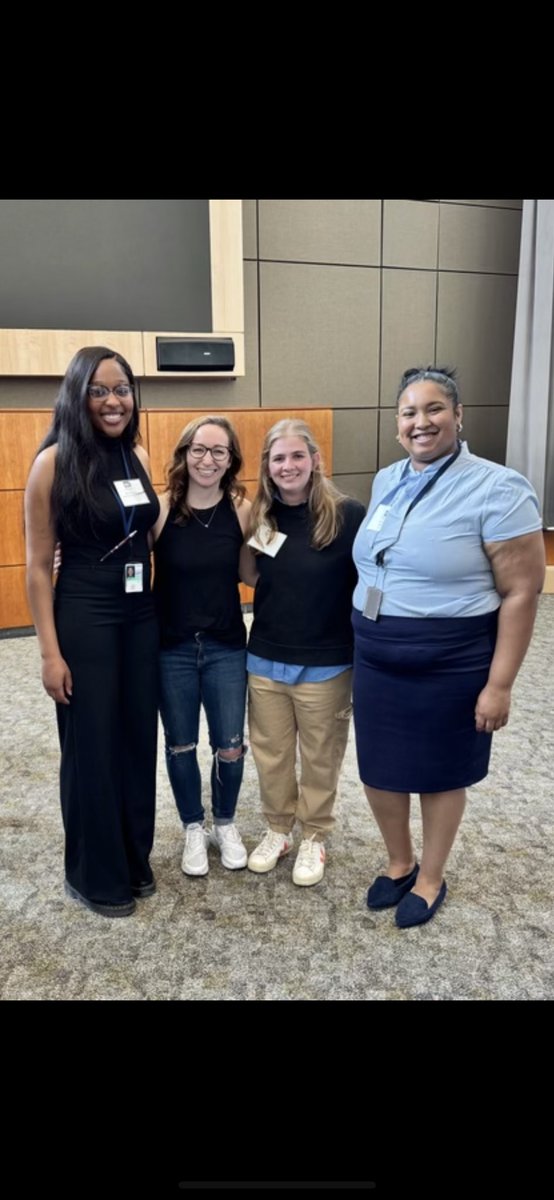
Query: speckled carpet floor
[[1, 601, 553, 1000]]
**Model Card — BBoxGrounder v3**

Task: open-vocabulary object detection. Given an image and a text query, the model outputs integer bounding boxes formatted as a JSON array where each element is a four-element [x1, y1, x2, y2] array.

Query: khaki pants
[[248, 670, 353, 840]]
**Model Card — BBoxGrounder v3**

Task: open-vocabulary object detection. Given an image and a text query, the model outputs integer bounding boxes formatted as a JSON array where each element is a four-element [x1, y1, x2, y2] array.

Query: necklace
[[190, 499, 221, 529]]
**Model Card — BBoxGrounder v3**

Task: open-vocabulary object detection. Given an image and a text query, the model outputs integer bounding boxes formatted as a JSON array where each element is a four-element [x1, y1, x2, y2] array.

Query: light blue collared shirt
[[246, 654, 350, 684], [352, 442, 542, 618]]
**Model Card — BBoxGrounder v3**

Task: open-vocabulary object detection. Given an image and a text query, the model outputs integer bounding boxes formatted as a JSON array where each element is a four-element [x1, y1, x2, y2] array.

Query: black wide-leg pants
[[55, 565, 159, 905]]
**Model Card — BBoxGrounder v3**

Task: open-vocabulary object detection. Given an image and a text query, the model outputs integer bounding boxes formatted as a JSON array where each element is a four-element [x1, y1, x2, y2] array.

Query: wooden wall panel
[[0, 566, 32, 628], [147, 408, 333, 488], [0, 408, 332, 630], [0, 492, 25, 564], [0, 411, 52, 488]]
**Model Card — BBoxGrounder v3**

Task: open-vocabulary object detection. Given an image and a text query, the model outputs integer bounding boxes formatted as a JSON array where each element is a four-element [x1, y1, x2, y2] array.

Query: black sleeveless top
[[154, 493, 246, 648], [58, 435, 160, 569]]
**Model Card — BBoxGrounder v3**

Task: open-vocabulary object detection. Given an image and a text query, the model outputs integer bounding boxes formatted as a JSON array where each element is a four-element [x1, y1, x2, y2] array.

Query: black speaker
[[156, 337, 235, 372]]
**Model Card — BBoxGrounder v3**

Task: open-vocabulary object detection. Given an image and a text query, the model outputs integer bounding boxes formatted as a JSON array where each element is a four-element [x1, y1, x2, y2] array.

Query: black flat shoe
[[395, 880, 447, 928], [64, 879, 136, 918], [366, 863, 419, 909], [131, 878, 156, 898]]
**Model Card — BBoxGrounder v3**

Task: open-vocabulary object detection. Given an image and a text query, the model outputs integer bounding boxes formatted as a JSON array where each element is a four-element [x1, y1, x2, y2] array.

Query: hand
[[42, 655, 73, 705], [475, 683, 511, 732]]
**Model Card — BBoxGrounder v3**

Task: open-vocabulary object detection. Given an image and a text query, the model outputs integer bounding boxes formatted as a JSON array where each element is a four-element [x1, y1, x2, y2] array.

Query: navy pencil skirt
[[352, 608, 498, 793]]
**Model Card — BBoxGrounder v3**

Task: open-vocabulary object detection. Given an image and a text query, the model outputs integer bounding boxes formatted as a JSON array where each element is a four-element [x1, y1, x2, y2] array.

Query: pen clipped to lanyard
[[99, 530, 137, 563]]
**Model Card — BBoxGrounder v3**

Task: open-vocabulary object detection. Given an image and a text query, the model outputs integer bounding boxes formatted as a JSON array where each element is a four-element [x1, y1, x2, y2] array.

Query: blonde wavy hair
[[249, 419, 346, 550], [166, 415, 246, 524]]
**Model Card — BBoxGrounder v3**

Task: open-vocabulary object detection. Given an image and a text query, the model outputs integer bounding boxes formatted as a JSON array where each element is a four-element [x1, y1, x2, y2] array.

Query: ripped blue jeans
[[158, 634, 247, 826]]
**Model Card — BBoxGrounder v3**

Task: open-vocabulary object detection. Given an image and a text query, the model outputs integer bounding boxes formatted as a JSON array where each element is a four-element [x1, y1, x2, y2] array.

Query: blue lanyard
[[111, 445, 136, 539]]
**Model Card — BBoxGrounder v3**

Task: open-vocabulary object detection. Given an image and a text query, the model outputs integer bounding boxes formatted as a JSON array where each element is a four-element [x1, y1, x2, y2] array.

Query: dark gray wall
[[0, 199, 212, 331]]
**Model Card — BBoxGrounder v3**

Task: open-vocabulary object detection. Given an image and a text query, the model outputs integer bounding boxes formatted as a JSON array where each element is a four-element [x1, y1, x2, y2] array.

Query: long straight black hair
[[39, 345, 140, 536]]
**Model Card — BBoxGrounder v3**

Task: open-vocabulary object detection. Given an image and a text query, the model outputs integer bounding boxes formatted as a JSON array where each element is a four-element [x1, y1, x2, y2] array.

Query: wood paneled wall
[[0, 408, 333, 630]]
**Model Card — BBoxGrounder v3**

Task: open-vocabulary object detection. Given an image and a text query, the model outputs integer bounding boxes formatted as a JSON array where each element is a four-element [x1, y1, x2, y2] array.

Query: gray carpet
[[1, 600, 553, 1000]]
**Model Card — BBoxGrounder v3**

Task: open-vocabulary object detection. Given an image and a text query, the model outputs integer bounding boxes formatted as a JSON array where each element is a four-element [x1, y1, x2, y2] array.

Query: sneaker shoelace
[[187, 826, 206, 850], [219, 824, 242, 845], [258, 830, 287, 858], [297, 836, 318, 867]]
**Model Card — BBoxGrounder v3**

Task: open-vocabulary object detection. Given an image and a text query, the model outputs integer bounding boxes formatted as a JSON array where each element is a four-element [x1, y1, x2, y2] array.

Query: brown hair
[[166, 415, 246, 523]]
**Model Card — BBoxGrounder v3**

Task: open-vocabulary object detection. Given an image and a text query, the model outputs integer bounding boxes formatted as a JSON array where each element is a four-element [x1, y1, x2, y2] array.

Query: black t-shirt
[[154, 493, 246, 648]]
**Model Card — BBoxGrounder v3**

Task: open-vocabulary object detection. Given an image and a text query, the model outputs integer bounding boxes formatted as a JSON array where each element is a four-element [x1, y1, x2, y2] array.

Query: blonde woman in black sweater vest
[[241, 419, 365, 886]]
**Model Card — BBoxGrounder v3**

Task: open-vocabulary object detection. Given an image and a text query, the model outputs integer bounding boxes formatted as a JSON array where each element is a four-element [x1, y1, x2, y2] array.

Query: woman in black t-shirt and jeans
[[153, 416, 251, 878]]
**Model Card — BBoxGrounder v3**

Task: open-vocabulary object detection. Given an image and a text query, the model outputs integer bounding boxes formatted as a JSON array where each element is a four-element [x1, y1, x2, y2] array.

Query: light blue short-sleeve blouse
[[352, 442, 542, 618]]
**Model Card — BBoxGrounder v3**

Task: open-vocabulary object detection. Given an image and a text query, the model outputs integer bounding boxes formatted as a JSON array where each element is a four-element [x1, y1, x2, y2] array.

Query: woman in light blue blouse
[[352, 367, 545, 928]]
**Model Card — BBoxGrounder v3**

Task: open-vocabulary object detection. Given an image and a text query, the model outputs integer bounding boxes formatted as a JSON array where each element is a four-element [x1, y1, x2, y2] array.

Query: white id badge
[[247, 525, 287, 557], [124, 563, 143, 593], [113, 479, 150, 506], [363, 586, 383, 620], [367, 504, 390, 532]]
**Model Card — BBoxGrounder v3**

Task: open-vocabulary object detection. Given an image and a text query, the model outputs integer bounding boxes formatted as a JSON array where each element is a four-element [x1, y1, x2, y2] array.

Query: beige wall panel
[[439, 205, 522, 273], [147, 409, 333, 490], [208, 200, 244, 333], [332, 473, 373, 506], [0, 411, 52, 488], [0, 566, 32, 629], [379, 408, 407, 471], [259, 200, 381, 266], [0, 492, 25, 564], [333, 409, 378, 475], [260, 262, 380, 409], [380, 269, 437, 406], [140, 263, 260, 410], [0, 379, 57, 409], [437, 273, 518, 408], [460, 407, 509, 465], [382, 201, 439, 269], [242, 200, 258, 259], [543, 566, 554, 593], [440, 200, 522, 208], [0, 330, 144, 377]]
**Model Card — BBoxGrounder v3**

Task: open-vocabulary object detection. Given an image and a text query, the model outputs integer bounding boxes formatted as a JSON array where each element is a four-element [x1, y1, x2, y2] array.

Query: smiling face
[[267, 435, 319, 504], [396, 381, 462, 470], [186, 423, 231, 491], [87, 356, 135, 438]]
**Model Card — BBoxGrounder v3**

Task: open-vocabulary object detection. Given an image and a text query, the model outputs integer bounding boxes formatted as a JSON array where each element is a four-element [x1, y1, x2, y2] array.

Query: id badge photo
[[124, 563, 143, 593]]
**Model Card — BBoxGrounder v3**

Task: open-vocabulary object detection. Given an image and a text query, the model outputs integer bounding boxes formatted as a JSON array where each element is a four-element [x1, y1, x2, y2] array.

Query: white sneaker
[[181, 823, 209, 876], [247, 829, 293, 874], [209, 823, 248, 869], [292, 835, 326, 886]]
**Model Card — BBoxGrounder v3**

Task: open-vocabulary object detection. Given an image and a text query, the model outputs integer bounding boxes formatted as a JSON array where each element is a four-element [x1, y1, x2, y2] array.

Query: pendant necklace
[[190, 499, 221, 529]]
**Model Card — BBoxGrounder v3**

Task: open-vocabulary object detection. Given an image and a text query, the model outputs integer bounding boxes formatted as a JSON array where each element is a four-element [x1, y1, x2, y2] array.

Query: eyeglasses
[[187, 443, 230, 463], [87, 384, 134, 400]]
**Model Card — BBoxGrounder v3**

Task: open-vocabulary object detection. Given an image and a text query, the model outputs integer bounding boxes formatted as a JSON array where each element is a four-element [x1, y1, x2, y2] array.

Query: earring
[[457, 423, 463, 433], [395, 433, 401, 442]]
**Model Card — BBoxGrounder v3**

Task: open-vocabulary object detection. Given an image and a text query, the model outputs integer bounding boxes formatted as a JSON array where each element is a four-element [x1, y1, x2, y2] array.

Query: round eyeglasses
[[87, 384, 134, 401], [187, 443, 230, 463]]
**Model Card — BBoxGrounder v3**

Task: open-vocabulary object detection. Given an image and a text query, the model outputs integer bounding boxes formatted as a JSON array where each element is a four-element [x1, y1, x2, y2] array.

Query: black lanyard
[[375, 443, 462, 567]]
